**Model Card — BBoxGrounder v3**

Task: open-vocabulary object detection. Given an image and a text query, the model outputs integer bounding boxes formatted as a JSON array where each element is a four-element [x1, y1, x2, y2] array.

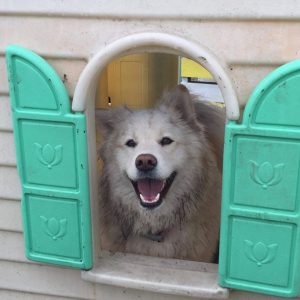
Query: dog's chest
[[124, 223, 214, 261]]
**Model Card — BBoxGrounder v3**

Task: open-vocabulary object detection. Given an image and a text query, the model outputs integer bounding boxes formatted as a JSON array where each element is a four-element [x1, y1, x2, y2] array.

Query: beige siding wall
[[0, 1, 299, 299]]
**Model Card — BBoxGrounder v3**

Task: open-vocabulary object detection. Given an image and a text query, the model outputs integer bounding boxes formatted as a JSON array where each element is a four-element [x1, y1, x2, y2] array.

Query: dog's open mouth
[[131, 172, 177, 209]]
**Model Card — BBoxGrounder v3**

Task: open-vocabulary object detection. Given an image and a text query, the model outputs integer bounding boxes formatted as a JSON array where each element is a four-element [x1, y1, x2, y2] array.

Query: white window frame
[[72, 32, 239, 299]]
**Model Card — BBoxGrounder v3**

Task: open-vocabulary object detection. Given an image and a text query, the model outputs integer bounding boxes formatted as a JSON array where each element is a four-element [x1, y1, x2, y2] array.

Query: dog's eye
[[125, 139, 137, 147], [160, 137, 174, 146]]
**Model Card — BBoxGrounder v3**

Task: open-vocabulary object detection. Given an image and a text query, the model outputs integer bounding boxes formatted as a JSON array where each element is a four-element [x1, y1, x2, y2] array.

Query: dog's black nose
[[135, 154, 157, 171]]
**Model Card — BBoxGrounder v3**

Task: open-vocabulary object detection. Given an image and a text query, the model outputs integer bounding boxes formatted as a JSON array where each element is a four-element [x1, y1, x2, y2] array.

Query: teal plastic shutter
[[219, 60, 300, 297], [6, 46, 92, 269]]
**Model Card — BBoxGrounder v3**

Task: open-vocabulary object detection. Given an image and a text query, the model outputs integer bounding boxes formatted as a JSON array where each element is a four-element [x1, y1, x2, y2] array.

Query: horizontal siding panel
[[2, 17, 300, 65], [0, 55, 8, 94], [229, 64, 277, 107], [47, 58, 86, 97], [2, 0, 300, 20], [0, 96, 12, 131], [0, 231, 26, 263], [0, 289, 79, 300], [0, 166, 21, 200], [0, 199, 22, 232], [0, 131, 16, 166], [0, 260, 95, 299]]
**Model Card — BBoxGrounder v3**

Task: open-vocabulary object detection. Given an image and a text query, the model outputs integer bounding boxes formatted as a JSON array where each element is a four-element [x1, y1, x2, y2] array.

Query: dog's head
[[96, 85, 211, 233]]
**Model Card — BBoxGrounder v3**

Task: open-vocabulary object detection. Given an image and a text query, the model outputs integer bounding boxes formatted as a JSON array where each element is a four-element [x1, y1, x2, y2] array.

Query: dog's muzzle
[[131, 172, 177, 209], [131, 154, 177, 208]]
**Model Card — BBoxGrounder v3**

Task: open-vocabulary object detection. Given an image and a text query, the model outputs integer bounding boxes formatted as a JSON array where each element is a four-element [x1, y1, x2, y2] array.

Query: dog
[[96, 84, 225, 262]]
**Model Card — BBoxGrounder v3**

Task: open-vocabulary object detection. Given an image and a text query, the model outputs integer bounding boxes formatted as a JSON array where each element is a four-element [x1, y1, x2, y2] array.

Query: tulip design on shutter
[[40, 216, 67, 240], [250, 161, 284, 189], [35, 143, 63, 169], [244, 240, 278, 267]]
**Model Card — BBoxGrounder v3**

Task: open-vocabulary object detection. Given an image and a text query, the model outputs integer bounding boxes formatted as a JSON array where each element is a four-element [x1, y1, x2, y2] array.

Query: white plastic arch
[[72, 32, 240, 120]]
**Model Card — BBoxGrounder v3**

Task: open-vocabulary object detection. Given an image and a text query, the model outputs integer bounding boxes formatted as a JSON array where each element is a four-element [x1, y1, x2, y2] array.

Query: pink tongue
[[137, 178, 164, 201]]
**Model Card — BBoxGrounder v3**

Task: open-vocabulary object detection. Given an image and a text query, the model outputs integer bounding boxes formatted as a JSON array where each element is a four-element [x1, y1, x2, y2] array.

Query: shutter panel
[[6, 46, 92, 269], [219, 60, 300, 297]]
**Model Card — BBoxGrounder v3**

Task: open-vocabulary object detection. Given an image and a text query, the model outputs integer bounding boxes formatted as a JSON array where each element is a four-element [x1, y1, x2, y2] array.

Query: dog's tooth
[[140, 193, 160, 203]]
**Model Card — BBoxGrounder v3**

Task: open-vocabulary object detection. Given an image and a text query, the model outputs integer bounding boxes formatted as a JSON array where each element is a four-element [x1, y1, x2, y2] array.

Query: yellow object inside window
[[181, 57, 213, 80]]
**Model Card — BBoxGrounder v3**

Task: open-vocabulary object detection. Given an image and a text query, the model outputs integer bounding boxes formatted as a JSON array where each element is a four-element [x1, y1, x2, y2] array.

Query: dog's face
[[114, 109, 190, 209], [97, 85, 209, 233]]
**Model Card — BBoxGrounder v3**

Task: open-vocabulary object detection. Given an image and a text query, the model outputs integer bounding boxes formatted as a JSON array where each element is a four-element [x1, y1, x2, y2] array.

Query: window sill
[[81, 252, 229, 299]]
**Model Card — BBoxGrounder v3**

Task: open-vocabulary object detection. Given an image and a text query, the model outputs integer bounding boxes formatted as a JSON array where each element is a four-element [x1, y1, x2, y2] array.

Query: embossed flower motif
[[35, 143, 63, 169], [244, 240, 278, 267], [250, 161, 284, 189], [40, 216, 67, 240]]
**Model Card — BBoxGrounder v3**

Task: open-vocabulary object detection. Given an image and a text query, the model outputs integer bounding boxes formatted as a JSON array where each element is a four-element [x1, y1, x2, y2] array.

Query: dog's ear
[[158, 85, 198, 125], [95, 107, 131, 136]]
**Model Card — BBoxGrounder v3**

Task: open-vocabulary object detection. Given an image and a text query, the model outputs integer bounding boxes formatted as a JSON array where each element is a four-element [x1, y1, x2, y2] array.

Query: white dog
[[96, 85, 225, 262]]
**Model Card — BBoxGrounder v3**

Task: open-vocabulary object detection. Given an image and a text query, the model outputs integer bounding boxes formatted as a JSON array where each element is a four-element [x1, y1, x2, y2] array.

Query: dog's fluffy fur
[[96, 85, 225, 262]]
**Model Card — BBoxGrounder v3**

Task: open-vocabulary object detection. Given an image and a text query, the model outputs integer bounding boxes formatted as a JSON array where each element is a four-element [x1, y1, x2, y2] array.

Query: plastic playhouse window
[[71, 32, 239, 299]]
